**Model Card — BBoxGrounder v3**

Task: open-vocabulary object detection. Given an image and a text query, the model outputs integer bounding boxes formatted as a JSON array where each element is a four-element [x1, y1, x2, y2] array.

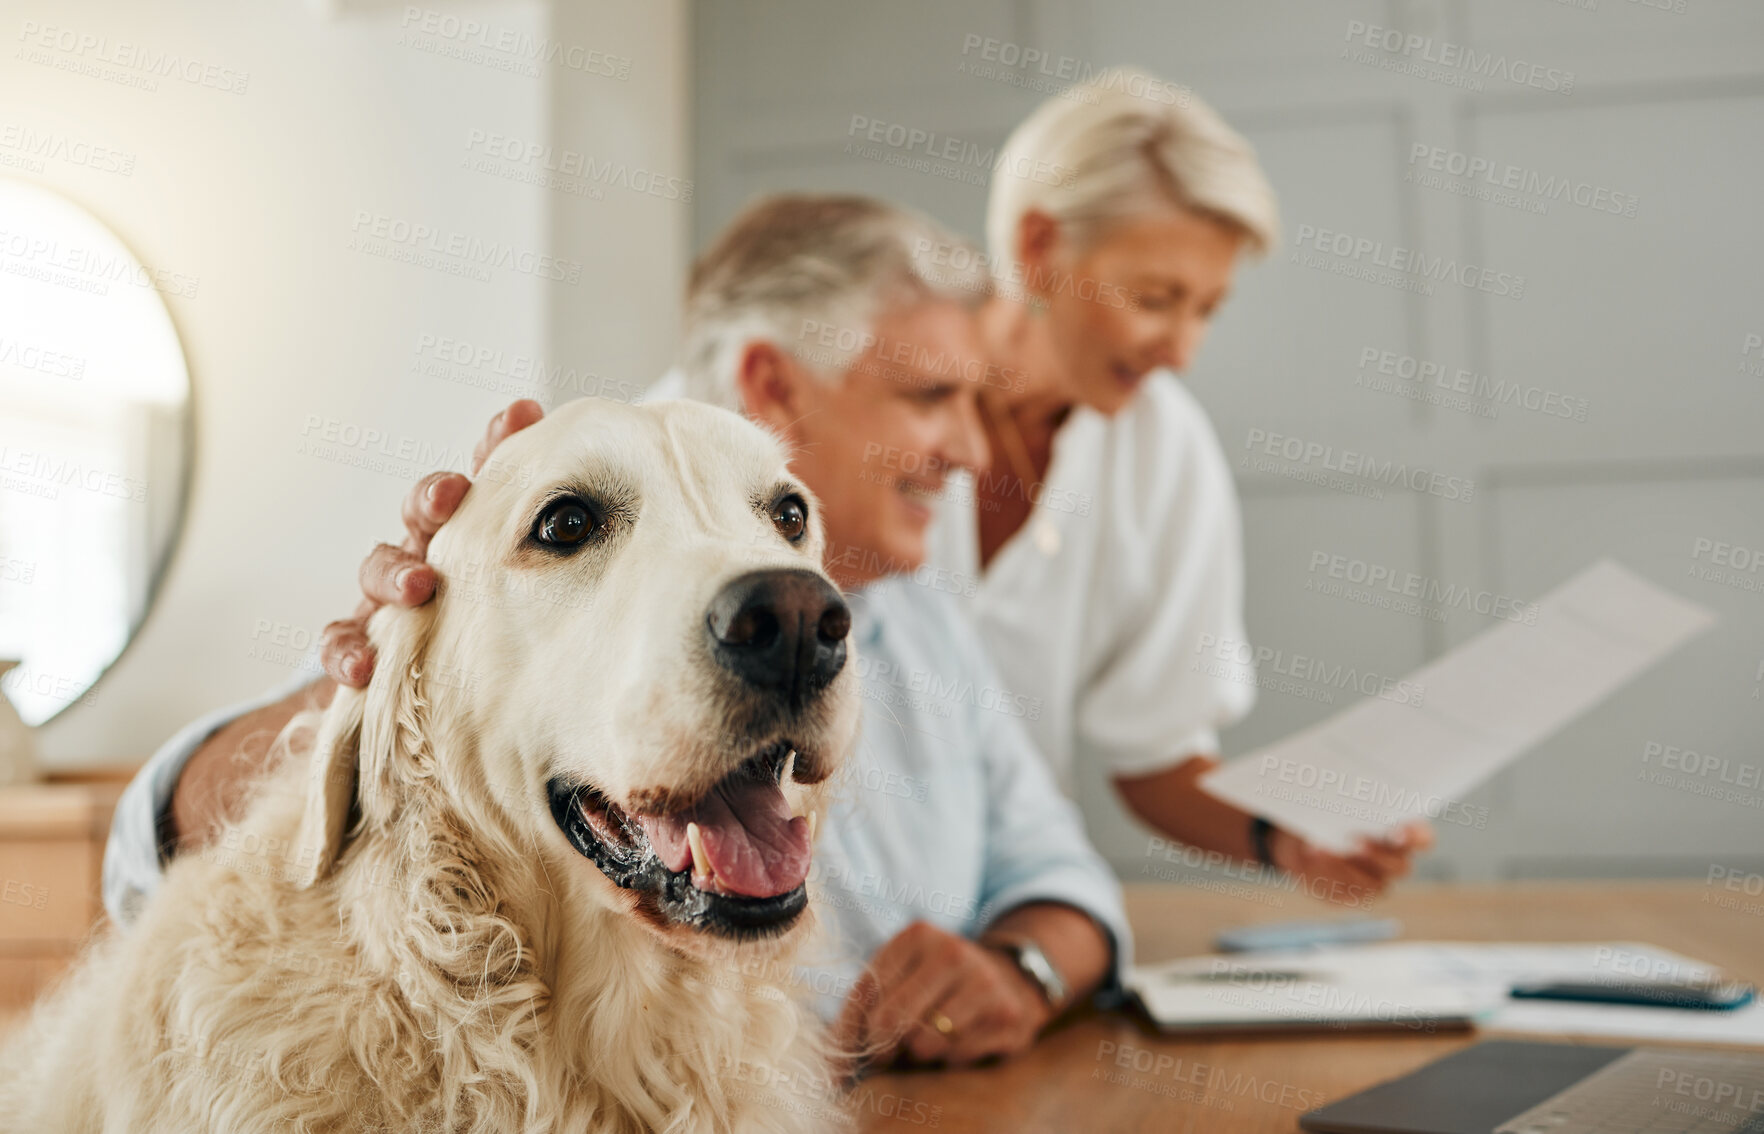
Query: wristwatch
[[988, 934, 1068, 1011], [1250, 816, 1279, 868]]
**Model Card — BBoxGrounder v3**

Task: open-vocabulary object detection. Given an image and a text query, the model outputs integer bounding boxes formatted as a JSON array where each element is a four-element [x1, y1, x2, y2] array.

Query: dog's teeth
[[808, 811, 819, 841], [686, 821, 712, 879], [782, 748, 797, 784]]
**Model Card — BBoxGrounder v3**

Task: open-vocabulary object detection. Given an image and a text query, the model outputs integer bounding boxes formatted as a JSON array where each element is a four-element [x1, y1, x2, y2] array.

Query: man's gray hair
[[678, 195, 990, 410]]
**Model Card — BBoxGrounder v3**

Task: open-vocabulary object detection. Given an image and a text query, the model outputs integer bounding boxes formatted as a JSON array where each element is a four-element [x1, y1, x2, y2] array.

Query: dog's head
[[292, 397, 861, 952]]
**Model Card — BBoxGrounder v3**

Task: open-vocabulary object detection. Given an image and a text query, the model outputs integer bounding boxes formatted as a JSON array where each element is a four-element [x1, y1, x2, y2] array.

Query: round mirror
[[0, 179, 192, 726]]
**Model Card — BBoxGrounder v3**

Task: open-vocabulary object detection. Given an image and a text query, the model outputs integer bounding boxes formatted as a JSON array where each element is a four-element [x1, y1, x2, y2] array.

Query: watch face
[[1005, 939, 1066, 1008]]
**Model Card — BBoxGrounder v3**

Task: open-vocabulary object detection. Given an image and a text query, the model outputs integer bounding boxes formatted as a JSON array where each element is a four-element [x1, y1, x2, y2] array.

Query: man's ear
[[290, 605, 433, 889], [735, 341, 811, 436], [1015, 208, 1063, 289]]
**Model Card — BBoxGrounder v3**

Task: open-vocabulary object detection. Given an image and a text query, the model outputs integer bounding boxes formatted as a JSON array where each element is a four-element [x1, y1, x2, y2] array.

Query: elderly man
[[104, 194, 1125, 1068]]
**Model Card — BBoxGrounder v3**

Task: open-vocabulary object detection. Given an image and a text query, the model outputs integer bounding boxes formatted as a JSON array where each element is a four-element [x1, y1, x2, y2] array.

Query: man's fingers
[[320, 618, 374, 688], [918, 971, 1010, 1065], [326, 410, 523, 696], [498, 398, 545, 440], [902, 1025, 953, 1066], [896, 967, 966, 1065], [402, 472, 470, 556], [360, 543, 436, 608], [471, 399, 545, 474], [862, 922, 935, 1003], [867, 951, 941, 1050], [870, 944, 965, 1060], [470, 413, 500, 474], [843, 924, 1045, 1068]]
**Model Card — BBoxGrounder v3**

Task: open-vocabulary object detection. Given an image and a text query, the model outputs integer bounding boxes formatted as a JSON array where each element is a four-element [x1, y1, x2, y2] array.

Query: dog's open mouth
[[546, 742, 814, 938]]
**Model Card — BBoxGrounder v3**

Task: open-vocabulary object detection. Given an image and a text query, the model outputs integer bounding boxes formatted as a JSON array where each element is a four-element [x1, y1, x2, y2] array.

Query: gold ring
[[930, 1012, 956, 1037]]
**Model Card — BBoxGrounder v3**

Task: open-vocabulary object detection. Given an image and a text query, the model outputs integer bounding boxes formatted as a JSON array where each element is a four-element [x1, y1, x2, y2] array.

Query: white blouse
[[927, 374, 1255, 794]]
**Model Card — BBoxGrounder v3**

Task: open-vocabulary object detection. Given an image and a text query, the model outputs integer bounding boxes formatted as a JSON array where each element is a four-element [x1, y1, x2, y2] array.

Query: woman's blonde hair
[[986, 65, 1279, 275]]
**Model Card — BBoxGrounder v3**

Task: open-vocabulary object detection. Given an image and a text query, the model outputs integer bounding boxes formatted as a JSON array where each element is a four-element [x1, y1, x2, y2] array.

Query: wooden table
[[853, 881, 1764, 1133]]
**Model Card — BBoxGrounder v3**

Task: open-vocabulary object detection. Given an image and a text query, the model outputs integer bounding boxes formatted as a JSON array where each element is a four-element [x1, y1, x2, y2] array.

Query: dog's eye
[[534, 497, 598, 549], [771, 494, 808, 543]]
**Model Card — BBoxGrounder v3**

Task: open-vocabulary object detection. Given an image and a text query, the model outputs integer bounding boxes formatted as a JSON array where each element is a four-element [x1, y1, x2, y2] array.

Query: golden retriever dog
[[0, 398, 862, 1133]]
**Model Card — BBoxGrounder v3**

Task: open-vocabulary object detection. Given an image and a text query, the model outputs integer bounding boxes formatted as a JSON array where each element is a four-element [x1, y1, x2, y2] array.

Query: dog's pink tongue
[[695, 778, 812, 898], [634, 779, 811, 899]]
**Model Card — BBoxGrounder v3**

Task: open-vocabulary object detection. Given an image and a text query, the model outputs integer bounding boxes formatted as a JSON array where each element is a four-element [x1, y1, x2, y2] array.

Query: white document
[[1356, 941, 1764, 1047], [1131, 940, 1713, 1001], [1200, 560, 1715, 853], [1487, 997, 1764, 1047], [1126, 946, 1499, 1034], [1128, 940, 1764, 1044]]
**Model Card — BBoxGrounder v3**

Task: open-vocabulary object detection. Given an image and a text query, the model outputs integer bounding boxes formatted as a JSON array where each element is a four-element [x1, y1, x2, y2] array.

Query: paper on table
[[1125, 943, 1504, 1032], [1132, 941, 1718, 994], [1487, 997, 1764, 1047], [1200, 560, 1715, 853], [1365, 941, 1764, 1047], [1127, 941, 1764, 1044]]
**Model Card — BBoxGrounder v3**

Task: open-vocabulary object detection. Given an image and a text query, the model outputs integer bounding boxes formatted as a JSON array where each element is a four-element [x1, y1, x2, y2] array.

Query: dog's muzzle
[[548, 741, 833, 938], [546, 569, 851, 939]]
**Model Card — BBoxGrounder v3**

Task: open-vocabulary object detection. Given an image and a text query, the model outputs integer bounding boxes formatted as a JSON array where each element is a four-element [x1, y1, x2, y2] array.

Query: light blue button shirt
[[103, 578, 1129, 1017], [799, 577, 1130, 1014]]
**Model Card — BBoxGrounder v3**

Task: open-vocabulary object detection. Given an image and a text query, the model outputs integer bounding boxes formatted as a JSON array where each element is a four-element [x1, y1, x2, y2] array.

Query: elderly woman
[[934, 67, 1430, 898]]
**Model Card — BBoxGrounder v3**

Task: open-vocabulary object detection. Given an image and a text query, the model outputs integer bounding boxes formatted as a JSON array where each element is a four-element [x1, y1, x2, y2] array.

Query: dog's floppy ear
[[290, 685, 365, 889], [291, 606, 433, 889]]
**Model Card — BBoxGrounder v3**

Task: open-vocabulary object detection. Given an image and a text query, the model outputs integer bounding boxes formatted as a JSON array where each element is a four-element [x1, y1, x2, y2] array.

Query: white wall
[[15, 0, 688, 764], [689, 0, 1764, 882], [549, 0, 692, 389]]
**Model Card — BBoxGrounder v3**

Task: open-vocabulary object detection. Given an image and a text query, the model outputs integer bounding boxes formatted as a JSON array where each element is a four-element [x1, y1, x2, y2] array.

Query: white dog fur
[[0, 398, 862, 1133]]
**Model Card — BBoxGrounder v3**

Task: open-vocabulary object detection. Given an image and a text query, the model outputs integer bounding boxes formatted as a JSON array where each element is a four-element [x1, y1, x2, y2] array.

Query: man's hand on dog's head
[[170, 399, 546, 850], [321, 399, 546, 688]]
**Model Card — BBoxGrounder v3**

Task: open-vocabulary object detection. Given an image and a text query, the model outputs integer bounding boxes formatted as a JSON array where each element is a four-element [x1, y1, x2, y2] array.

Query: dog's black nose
[[707, 569, 850, 700]]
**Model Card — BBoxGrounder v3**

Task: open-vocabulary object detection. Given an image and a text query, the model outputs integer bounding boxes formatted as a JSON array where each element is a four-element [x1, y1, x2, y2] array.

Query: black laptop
[[1301, 1040, 1764, 1134]]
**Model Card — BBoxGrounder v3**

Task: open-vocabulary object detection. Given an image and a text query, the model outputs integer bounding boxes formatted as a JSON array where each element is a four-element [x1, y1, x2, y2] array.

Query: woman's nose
[[1152, 312, 1205, 374]]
